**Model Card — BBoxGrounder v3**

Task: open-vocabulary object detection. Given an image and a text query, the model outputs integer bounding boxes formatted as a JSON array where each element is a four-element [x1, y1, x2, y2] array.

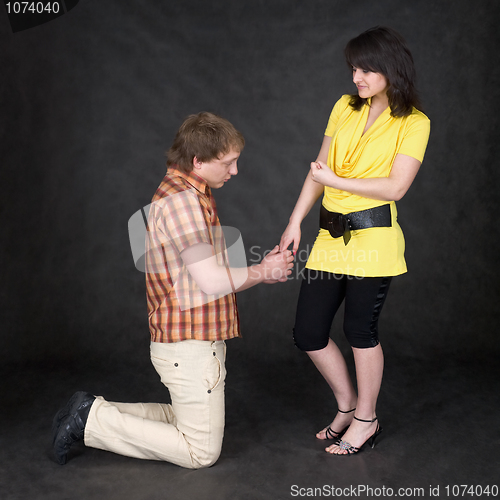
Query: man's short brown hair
[[166, 112, 245, 173]]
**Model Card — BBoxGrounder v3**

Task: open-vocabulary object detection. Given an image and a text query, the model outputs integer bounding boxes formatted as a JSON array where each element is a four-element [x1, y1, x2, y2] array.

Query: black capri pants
[[293, 269, 392, 350]]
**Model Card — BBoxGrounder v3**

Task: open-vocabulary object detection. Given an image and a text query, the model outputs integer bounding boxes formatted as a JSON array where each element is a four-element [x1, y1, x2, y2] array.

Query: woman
[[279, 27, 430, 455]]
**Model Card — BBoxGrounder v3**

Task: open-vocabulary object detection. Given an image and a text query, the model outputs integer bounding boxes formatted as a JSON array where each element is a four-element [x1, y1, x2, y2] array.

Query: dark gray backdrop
[[1, 0, 499, 375]]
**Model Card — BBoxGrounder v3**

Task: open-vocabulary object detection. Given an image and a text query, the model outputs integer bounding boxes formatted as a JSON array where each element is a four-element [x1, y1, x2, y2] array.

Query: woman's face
[[352, 67, 389, 101]]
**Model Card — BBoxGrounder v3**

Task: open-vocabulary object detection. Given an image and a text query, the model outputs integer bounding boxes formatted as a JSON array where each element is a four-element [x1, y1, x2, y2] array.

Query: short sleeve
[[155, 189, 211, 254], [324, 95, 351, 137], [397, 111, 431, 163]]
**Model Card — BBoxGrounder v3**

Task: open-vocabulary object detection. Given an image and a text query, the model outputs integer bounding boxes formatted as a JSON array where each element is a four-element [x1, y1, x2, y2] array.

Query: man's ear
[[192, 156, 203, 170]]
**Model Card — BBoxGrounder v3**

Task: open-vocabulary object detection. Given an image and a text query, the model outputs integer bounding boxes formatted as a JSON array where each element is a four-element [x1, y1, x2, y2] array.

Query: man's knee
[[190, 447, 222, 469]]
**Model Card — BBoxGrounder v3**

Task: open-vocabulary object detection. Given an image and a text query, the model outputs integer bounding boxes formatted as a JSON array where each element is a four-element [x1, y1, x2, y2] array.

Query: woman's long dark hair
[[345, 26, 422, 117]]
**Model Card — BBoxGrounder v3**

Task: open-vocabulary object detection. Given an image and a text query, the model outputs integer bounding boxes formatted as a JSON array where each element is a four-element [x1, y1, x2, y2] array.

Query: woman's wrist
[[288, 215, 303, 227]]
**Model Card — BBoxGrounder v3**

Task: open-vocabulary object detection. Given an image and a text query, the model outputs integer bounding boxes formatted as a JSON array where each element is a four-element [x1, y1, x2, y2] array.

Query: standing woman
[[279, 27, 430, 455]]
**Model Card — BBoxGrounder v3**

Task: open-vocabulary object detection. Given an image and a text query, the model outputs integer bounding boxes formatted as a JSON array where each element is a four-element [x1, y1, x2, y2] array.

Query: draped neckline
[[361, 100, 390, 138], [333, 100, 391, 179]]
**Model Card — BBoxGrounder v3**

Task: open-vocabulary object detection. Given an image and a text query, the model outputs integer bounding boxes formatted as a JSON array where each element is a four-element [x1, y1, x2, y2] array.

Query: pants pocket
[[202, 354, 223, 393]]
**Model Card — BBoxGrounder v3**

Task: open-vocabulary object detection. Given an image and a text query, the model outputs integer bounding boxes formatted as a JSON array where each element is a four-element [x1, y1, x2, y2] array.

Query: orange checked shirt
[[145, 167, 241, 343]]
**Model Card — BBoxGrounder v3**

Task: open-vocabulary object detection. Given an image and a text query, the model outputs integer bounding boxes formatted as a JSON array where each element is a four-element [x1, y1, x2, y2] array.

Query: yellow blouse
[[305, 95, 430, 277]]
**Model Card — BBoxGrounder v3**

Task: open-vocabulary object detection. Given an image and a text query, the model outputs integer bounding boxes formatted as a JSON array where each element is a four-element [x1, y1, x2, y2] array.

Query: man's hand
[[259, 245, 294, 283]]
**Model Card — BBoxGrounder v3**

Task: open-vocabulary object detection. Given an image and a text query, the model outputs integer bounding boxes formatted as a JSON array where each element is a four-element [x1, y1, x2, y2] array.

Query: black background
[[1, 1, 499, 497], [2, 0, 500, 368]]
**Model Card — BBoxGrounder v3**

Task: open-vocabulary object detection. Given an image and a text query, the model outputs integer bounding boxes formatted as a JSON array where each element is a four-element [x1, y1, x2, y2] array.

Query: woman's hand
[[310, 160, 338, 188], [279, 221, 301, 256], [309, 154, 422, 202]]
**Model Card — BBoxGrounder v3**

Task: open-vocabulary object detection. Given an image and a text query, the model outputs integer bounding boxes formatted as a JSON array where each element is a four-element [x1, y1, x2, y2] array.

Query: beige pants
[[84, 340, 226, 469]]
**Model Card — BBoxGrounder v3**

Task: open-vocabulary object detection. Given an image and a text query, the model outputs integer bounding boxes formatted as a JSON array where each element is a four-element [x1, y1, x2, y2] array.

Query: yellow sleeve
[[398, 111, 431, 163], [324, 95, 351, 137]]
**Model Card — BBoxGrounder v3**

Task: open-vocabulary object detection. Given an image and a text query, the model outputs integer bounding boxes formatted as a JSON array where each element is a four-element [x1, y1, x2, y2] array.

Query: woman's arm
[[310, 153, 421, 202], [279, 136, 331, 254]]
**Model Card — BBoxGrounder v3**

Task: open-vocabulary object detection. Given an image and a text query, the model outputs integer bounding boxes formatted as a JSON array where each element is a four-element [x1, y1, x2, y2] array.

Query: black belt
[[319, 204, 392, 245]]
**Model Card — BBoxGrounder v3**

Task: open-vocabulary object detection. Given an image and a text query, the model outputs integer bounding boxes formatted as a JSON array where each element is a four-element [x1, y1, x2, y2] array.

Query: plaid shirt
[[145, 167, 240, 343]]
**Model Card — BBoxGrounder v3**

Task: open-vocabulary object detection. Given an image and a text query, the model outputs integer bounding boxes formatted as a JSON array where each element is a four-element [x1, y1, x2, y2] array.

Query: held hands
[[260, 245, 294, 284], [310, 160, 338, 187], [279, 222, 301, 257]]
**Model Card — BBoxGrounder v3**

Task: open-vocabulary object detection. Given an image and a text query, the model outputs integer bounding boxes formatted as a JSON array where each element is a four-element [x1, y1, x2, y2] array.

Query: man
[[52, 112, 293, 468]]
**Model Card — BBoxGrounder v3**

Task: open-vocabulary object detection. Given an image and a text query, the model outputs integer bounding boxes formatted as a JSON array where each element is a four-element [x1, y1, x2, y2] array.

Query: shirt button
[[207, 390, 211, 394], [174, 363, 178, 367]]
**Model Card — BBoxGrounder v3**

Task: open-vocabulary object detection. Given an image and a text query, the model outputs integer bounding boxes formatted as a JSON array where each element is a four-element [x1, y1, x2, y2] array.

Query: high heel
[[317, 408, 356, 441], [333, 416, 383, 455]]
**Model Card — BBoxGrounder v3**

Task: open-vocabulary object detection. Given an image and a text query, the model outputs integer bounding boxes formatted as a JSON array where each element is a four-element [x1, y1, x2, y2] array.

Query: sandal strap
[[325, 426, 339, 439], [337, 408, 356, 414], [353, 416, 377, 423]]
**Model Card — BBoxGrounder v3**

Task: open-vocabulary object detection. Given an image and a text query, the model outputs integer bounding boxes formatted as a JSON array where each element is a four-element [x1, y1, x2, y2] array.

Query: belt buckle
[[327, 214, 351, 245], [328, 214, 347, 236]]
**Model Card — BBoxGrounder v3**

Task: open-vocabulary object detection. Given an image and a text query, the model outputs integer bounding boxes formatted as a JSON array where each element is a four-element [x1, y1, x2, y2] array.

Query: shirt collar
[[169, 166, 211, 197]]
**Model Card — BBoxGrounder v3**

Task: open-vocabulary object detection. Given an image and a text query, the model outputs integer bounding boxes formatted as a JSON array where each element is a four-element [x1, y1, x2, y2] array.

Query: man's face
[[194, 149, 240, 189]]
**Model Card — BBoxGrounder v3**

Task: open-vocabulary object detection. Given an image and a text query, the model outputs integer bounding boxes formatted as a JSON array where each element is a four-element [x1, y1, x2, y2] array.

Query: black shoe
[[333, 416, 383, 455], [52, 391, 95, 465]]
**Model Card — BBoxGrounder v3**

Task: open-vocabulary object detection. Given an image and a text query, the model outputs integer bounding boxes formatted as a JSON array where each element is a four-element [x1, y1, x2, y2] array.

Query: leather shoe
[[52, 391, 95, 465]]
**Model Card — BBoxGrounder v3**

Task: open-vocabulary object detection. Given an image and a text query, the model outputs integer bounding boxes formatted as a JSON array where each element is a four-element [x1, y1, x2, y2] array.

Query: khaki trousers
[[84, 340, 226, 469]]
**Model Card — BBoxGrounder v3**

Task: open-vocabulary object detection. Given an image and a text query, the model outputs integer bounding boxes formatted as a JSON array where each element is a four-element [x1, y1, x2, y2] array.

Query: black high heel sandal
[[318, 408, 356, 441], [333, 416, 383, 454]]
